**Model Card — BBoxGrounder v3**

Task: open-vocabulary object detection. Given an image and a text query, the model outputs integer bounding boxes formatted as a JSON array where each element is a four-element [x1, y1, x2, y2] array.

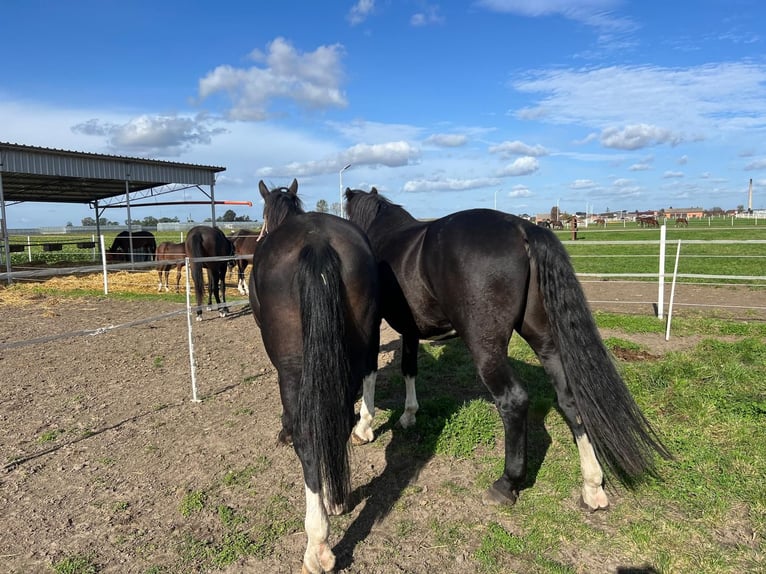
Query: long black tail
[[295, 242, 352, 506], [526, 225, 671, 485], [188, 233, 205, 308]]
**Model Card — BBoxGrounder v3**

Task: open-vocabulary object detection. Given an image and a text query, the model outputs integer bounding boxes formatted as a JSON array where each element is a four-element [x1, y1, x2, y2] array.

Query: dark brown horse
[[249, 179, 380, 573], [106, 230, 156, 262], [675, 217, 689, 227], [184, 226, 233, 320], [155, 241, 186, 292], [345, 187, 670, 512]]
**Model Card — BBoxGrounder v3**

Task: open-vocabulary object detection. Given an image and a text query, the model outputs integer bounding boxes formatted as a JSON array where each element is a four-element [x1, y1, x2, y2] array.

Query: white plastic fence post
[[665, 240, 682, 341], [100, 235, 109, 294], [185, 256, 201, 402], [26, 236, 32, 262], [657, 224, 666, 319]]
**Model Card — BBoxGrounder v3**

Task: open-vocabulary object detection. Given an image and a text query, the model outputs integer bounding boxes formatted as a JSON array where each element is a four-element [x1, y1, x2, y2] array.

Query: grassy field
[[6, 220, 765, 286]]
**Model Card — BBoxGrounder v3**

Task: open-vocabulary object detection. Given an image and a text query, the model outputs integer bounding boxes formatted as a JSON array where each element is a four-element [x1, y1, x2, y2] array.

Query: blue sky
[[2, 0, 765, 227]]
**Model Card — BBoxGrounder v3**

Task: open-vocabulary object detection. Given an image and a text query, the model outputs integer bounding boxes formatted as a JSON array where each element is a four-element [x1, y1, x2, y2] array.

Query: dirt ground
[[0, 281, 763, 573]]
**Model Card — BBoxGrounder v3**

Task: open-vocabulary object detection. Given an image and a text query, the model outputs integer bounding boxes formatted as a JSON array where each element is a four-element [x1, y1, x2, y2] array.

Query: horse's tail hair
[[296, 241, 352, 507], [188, 232, 206, 305], [526, 225, 671, 485]]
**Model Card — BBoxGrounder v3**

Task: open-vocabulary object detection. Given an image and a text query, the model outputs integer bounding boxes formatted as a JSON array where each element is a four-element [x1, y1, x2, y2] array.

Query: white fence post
[[665, 240, 682, 341], [657, 224, 666, 319], [100, 235, 109, 294], [185, 256, 201, 402]]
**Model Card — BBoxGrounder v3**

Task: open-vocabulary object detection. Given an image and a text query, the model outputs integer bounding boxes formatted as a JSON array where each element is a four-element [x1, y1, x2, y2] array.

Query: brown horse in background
[[229, 229, 261, 295], [155, 241, 186, 292], [675, 217, 689, 227]]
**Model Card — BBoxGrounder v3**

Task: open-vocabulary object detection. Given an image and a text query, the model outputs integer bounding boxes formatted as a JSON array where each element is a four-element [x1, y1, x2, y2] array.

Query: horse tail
[[525, 225, 671, 485], [296, 241, 352, 507], [188, 232, 206, 304]]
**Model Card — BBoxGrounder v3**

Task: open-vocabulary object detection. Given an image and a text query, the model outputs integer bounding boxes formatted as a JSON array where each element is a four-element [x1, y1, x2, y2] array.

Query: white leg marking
[[303, 484, 335, 574], [575, 431, 609, 510], [352, 372, 377, 444], [398, 375, 419, 428]]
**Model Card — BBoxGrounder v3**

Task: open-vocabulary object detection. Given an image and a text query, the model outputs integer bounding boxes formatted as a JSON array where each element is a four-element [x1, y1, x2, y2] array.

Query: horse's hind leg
[[473, 348, 529, 506], [352, 371, 377, 444], [218, 264, 229, 317], [398, 333, 420, 428], [525, 334, 609, 511]]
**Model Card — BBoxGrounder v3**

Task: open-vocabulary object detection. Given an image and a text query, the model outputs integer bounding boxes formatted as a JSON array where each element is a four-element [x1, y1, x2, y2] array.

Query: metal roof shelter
[[0, 142, 226, 280]]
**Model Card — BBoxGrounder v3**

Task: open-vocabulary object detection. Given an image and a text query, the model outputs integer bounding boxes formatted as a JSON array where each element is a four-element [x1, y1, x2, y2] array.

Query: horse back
[[371, 209, 531, 338]]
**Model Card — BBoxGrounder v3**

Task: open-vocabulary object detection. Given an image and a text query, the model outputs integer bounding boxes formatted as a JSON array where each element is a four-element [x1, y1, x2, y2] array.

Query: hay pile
[[0, 271, 161, 306]]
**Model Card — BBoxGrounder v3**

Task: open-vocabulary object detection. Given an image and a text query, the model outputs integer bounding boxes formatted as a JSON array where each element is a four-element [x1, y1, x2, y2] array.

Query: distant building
[[665, 207, 704, 219]]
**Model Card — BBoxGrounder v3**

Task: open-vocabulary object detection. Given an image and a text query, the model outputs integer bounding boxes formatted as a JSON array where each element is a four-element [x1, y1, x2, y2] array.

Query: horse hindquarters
[[294, 243, 357, 574], [526, 226, 670, 498]]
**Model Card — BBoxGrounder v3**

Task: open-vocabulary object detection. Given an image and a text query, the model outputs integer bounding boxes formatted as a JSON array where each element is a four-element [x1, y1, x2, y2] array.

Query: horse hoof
[[351, 432, 370, 446], [579, 495, 609, 513], [277, 429, 293, 446], [482, 481, 518, 507], [195, 315, 203, 322]]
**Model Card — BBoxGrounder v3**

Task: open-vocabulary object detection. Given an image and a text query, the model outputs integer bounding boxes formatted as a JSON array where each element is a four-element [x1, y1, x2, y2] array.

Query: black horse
[[249, 179, 380, 574], [345, 187, 670, 510], [106, 230, 156, 262], [184, 225, 232, 320]]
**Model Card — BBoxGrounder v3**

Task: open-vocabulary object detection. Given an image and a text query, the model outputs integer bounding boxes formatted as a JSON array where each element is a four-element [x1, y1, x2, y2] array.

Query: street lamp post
[[494, 189, 500, 211], [339, 163, 351, 218]]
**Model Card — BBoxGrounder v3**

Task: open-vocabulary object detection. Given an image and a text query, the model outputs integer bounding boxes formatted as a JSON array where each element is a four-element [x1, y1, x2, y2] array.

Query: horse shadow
[[335, 336, 556, 569]]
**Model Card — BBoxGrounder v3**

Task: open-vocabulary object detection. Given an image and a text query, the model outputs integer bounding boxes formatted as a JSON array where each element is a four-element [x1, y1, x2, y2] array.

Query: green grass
[[51, 554, 100, 574]]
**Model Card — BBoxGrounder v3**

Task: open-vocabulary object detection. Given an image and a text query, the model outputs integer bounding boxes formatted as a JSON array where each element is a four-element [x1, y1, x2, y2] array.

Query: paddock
[[0, 277, 763, 573]]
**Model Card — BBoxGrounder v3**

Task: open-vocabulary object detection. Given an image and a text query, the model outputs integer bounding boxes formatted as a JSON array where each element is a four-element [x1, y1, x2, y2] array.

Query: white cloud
[[72, 114, 226, 156], [259, 141, 420, 177], [426, 133, 468, 147], [599, 123, 683, 150], [348, 0, 375, 26], [475, 0, 635, 33], [509, 184, 532, 198], [411, 5, 445, 26], [570, 178, 597, 189], [403, 176, 500, 193], [663, 171, 684, 178], [498, 156, 539, 176], [678, 154, 688, 165], [198, 37, 347, 120], [745, 158, 766, 170], [512, 63, 766, 141], [489, 140, 548, 157]]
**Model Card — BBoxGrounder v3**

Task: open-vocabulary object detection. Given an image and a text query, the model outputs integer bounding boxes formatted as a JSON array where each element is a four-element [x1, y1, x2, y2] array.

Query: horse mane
[[345, 188, 399, 231], [264, 186, 305, 230]]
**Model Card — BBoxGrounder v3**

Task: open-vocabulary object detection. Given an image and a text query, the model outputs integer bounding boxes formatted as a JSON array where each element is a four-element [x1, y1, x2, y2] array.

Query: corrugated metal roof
[[0, 142, 225, 204]]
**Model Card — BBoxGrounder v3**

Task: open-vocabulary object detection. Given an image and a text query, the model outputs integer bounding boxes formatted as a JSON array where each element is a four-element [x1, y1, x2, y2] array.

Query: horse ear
[[344, 187, 352, 200], [371, 187, 378, 195], [288, 178, 299, 196], [258, 180, 269, 199]]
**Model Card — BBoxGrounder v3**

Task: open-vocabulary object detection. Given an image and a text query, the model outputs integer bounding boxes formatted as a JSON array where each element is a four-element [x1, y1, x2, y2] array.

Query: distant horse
[[106, 230, 156, 262], [594, 218, 607, 227], [537, 219, 551, 229], [155, 241, 186, 292], [551, 220, 564, 230], [637, 216, 660, 228], [345, 187, 670, 512], [228, 229, 261, 295], [675, 217, 689, 227], [184, 226, 233, 320], [249, 179, 380, 573]]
